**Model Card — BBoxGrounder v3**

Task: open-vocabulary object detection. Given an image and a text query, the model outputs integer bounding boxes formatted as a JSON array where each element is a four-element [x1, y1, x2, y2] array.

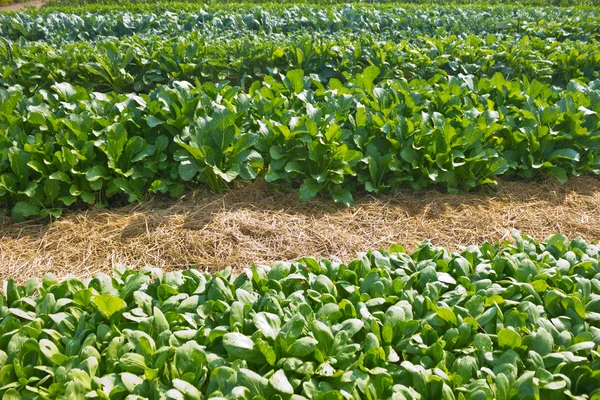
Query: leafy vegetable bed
[[1, 2, 600, 220], [1, 232, 599, 398], [3, 33, 599, 94], [2, 69, 600, 220], [2, 5, 599, 94], [3, 5, 599, 43]]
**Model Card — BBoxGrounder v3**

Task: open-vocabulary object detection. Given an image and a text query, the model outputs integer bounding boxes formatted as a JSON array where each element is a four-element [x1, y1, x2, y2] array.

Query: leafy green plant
[[174, 103, 264, 193], [0, 0, 599, 221], [1, 69, 600, 220], [2, 26, 600, 95], [1, 232, 600, 398], [4, 4, 600, 44]]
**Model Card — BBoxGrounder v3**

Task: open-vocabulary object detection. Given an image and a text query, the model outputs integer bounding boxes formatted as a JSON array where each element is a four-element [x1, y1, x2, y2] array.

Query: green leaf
[[8, 147, 29, 181], [514, 371, 538, 398], [360, 65, 381, 92], [173, 379, 201, 400], [52, 82, 78, 101], [147, 115, 165, 128], [279, 313, 306, 343], [120, 353, 147, 373], [284, 160, 304, 174], [286, 69, 305, 93], [256, 338, 276, 366], [222, 332, 262, 361], [270, 369, 294, 394], [498, 328, 522, 349], [121, 372, 143, 393], [178, 159, 201, 182], [11, 201, 40, 221], [299, 178, 322, 202], [339, 319, 364, 339], [49, 171, 71, 183], [332, 188, 353, 207], [549, 167, 568, 184], [253, 312, 281, 341], [39, 339, 61, 364], [530, 328, 553, 356], [566, 341, 595, 353], [59, 195, 77, 206], [106, 123, 128, 165], [436, 306, 457, 325], [93, 294, 126, 320], [288, 336, 318, 357], [238, 368, 268, 396], [3, 389, 21, 400], [549, 148, 579, 162]]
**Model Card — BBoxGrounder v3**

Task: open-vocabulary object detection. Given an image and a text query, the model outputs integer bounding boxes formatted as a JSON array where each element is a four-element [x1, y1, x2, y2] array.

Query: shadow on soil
[[1, 175, 599, 247]]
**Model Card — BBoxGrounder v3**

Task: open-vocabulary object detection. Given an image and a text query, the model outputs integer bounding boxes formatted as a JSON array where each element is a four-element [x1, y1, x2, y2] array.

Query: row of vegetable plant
[[1, 69, 599, 220], [1, 232, 599, 398], [2, 4, 599, 43], [2, 33, 598, 94], [41, 0, 600, 7]]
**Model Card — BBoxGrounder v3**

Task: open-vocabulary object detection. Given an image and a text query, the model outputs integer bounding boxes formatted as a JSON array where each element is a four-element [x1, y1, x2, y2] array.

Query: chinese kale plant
[[1, 70, 599, 220]]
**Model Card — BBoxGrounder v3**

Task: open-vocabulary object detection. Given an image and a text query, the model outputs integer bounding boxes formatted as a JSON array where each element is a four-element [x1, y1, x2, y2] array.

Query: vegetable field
[[2, 232, 600, 399], [1, 0, 600, 399], [1, 3, 600, 220]]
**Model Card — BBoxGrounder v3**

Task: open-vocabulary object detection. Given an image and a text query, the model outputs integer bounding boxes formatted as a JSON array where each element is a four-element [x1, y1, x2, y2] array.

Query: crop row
[[1, 70, 599, 220], [2, 32, 599, 95], [2, 5, 599, 43], [41, 0, 600, 7], [1, 232, 599, 398]]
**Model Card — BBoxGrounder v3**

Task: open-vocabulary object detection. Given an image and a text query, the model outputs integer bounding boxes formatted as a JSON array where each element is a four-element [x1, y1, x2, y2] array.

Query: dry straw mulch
[[1, 176, 599, 282]]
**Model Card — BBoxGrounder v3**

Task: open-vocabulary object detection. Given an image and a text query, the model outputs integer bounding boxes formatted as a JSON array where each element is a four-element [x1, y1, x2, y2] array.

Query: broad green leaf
[[299, 178, 322, 202], [253, 312, 281, 340], [106, 123, 128, 165], [11, 201, 40, 221], [52, 82, 78, 101], [498, 328, 522, 349], [147, 115, 165, 128], [223, 332, 262, 361], [436, 306, 457, 325], [286, 69, 305, 94], [93, 294, 126, 320], [288, 337, 318, 357], [270, 369, 294, 394], [332, 188, 353, 207], [530, 328, 553, 356], [238, 368, 268, 397]]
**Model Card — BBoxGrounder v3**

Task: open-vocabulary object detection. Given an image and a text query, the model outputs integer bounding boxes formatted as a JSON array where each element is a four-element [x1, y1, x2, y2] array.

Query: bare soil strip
[[0, 0, 43, 12], [1, 176, 599, 282]]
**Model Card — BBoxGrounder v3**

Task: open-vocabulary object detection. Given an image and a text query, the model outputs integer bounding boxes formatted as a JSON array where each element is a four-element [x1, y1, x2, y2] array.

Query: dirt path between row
[[1, 176, 599, 282], [0, 0, 43, 12]]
